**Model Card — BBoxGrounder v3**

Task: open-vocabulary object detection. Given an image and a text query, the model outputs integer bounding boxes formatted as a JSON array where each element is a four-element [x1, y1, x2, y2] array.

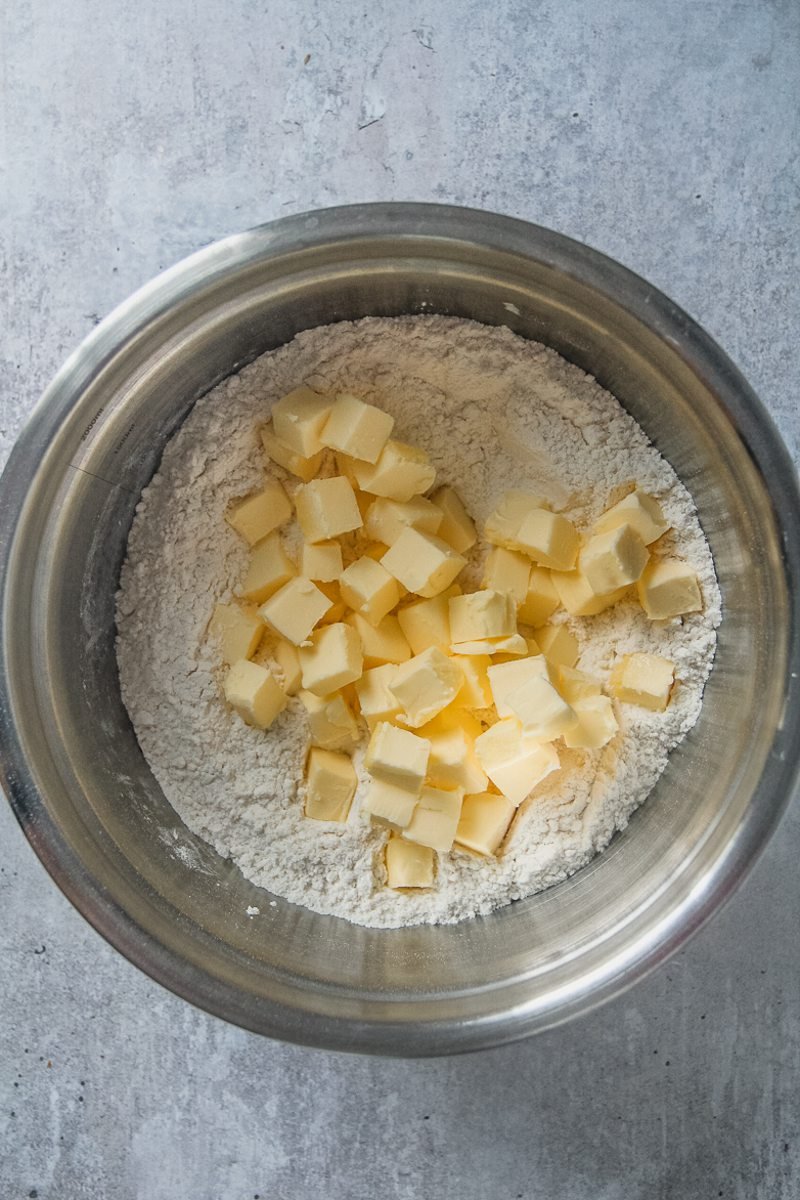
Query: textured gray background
[[1, 1, 799, 1197]]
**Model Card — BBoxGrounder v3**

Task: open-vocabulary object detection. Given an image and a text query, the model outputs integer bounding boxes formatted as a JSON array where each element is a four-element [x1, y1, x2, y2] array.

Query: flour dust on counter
[[115, 316, 720, 928]]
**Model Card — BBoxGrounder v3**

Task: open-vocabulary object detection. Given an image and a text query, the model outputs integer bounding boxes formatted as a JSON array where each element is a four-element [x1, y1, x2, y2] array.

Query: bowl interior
[[2, 209, 795, 1052]]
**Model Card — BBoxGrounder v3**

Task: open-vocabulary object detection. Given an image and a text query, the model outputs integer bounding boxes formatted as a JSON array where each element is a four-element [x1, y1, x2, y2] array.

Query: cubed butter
[[424, 724, 488, 794], [239, 532, 295, 603], [271, 386, 333, 458], [482, 546, 531, 606], [474, 719, 560, 806], [301, 540, 343, 583], [295, 476, 362, 542], [355, 664, 402, 727], [347, 612, 411, 667], [389, 647, 464, 728], [594, 489, 670, 545], [504, 674, 578, 740], [431, 485, 477, 553], [316, 581, 348, 625], [557, 665, 602, 704], [609, 652, 675, 711], [455, 791, 516, 856], [364, 777, 420, 828], [339, 556, 401, 625], [381, 528, 466, 598], [551, 568, 628, 617], [518, 566, 561, 626], [451, 654, 492, 708], [454, 633, 529, 657], [298, 622, 363, 695], [397, 591, 455, 654], [385, 836, 434, 888], [223, 660, 286, 730], [580, 525, 649, 593], [484, 491, 549, 549], [226, 481, 292, 546], [299, 689, 360, 750], [321, 393, 394, 463], [535, 624, 580, 668], [273, 638, 302, 695], [364, 496, 443, 544], [402, 785, 464, 853], [514, 509, 580, 571], [209, 603, 263, 664], [637, 559, 703, 620], [488, 656, 557, 718], [563, 695, 619, 750], [261, 421, 323, 482], [351, 440, 436, 501], [449, 589, 517, 644], [364, 721, 430, 789], [304, 747, 357, 822], [259, 577, 332, 645]]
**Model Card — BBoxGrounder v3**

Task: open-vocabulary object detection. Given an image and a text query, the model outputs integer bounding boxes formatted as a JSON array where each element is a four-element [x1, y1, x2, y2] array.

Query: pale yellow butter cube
[[451, 654, 492, 708], [209, 603, 263, 665], [301, 540, 343, 583], [563, 695, 619, 750], [454, 633, 529, 657], [226, 481, 292, 546], [321, 393, 394, 463], [298, 622, 363, 695], [637, 559, 703, 620], [316, 581, 348, 625], [397, 591, 454, 654], [355, 664, 402, 727], [557, 665, 602, 704], [273, 639, 302, 695], [364, 721, 430, 789], [424, 725, 488, 794], [239, 532, 295, 603], [223, 660, 286, 730], [259, 577, 332, 645], [474, 719, 560, 806], [536, 624, 579, 668], [580, 525, 649, 593], [594, 490, 670, 545], [488, 656, 557, 718], [299, 689, 360, 749], [261, 421, 323, 482], [449, 589, 517, 644], [351, 440, 436, 501], [339, 556, 401, 626], [609, 652, 675, 711], [295, 476, 362, 543], [304, 747, 357, 822], [364, 495, 443, 544], [365, 778, 420, 829], [347, 612, 411, 667], [385, 836, 434, 888], [518, 565, 560, 627], [504, 674, 578, 740], [402, 786, 464, 853], [551, 568, 628, 618], [515, 509, 580, 571], [455, 792, 516, 856], [271, 386, 333, 457], [484, 491, 549, 549], [482, 546, 531, 606], [431, 485, 477, 553], [381, 528, 466, 598], [419, 706, 483, 740], [389, 647, 464, 729]]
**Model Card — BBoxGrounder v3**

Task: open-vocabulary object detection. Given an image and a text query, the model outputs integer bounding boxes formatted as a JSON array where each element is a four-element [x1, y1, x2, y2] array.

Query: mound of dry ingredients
[[115, 316, 721, 928]]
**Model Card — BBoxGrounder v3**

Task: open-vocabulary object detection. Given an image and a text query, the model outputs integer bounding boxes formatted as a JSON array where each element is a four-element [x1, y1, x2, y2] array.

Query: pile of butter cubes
[[211, 387, 703, 892]]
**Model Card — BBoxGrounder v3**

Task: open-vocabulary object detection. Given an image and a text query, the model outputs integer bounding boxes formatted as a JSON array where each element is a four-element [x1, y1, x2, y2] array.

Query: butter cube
[[389, 647, 464, 728], [551, 569, 628, 617], [364, 496, 443, 544], [226, 481, 292, 546], [385, 836, 434, 888], [339, 556, 401, 625], [347, 612, 411, 667], [455, 792, 516, 856], [454, 633, 529, 657], [360, 540, 391, 561], [298, 622, 363, 695], [514, 509, 580, 571], [365, 778, 420, 829], [261, 421, 323, 482], [364, 721, 431, 789], [557, 665, 602, 704], [419, 705, 483, 740], [381, 528, 466, 598], [295, 477, 362, 543], [397, 591, 454, 654], [271, 386, 333, 457], [451, 654, 492, 708], [484, 491, 549, 549], [488, 656, 557, 718], [563, 695, 619, 750], [223, 660, 287, 730], [482, 546, 531, 606], [504, 674, 578, 740], [209, 603, 263, 664], [449, 589, 517, 644], [321, 393, 394, 463], [474, 719, 560, 806], [316, 581, 348, 625], [239, 532, 296, 603], [299, 689, 361, 749], [355, 664, 402, 727], [259, 577, 332, 645], [518, 566, 561, 626], [594, 490, 670, 545], [273, 639, 302, 695], [609, 652, 675, 711], [402, 786, 463, 853], [637, 559, 703, 620], [301, 540, 343, 583], [535, 624, 579, 668], [431, 485, 477, 553], [580, 525, 648, 593], [424, 725, 488, 794], [351, 440, 436, 501], [304, 747, 357, 822]]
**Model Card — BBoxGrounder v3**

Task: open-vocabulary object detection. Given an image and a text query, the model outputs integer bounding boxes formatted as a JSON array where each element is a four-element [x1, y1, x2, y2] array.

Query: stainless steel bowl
[[1, 204, 798, 1055]]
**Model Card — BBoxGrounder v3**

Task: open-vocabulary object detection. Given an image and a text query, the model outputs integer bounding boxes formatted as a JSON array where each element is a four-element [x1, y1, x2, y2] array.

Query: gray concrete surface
[[1, 1, 798, 1196]]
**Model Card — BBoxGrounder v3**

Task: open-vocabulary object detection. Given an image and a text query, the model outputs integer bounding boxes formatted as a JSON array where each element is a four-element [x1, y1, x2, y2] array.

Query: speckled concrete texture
[[1, 1, 799, 1197]]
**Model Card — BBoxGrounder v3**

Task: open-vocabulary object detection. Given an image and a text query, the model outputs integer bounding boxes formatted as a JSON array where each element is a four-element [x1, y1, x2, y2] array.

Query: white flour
[[116, 316, 720, 928]]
